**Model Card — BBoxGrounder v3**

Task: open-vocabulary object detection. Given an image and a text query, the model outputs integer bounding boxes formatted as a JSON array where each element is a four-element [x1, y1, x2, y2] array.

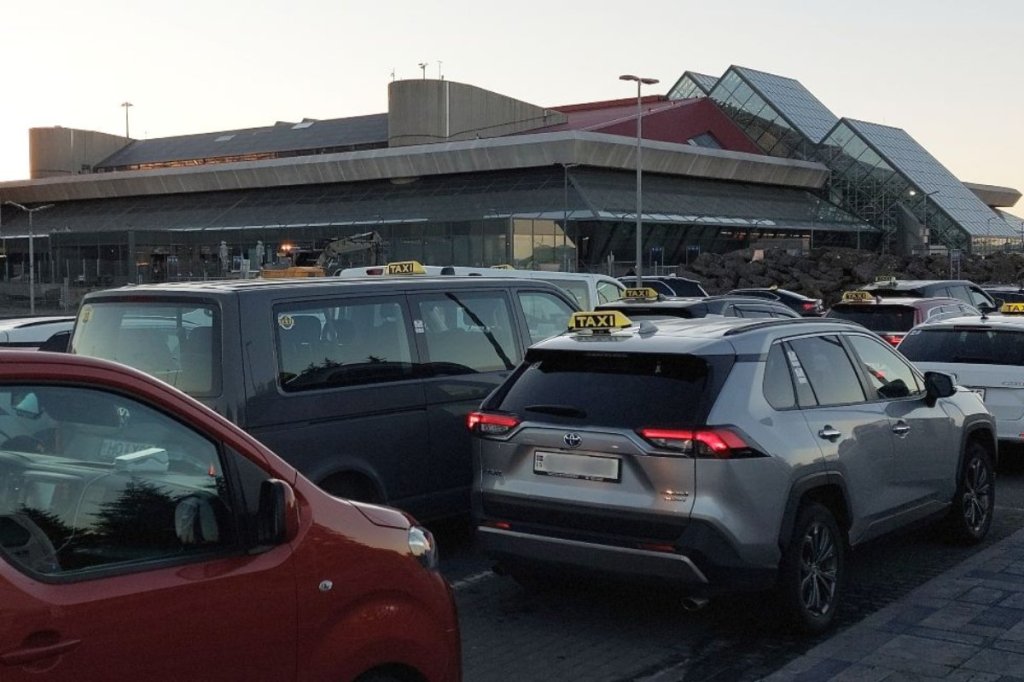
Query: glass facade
[[667, 72, 717, 100]]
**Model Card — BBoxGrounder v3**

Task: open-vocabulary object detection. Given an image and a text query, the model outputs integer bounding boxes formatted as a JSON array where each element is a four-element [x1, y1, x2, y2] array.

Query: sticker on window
[[278, 314, 295, 331], [787, 349, 808, 384]]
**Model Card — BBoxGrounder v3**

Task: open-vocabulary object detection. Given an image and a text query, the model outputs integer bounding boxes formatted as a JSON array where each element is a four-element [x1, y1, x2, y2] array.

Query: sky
[[1, 0, 1021, 218]]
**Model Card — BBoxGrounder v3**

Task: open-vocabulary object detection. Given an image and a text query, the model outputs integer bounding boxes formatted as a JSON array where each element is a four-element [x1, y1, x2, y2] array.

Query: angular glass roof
[[667, 71, 718, 100], [844, 119, 1018, 239], [731, 66, 838, 144]]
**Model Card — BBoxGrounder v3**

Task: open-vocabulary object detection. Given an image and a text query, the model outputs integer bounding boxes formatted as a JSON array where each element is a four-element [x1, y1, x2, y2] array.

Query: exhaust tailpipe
[[681, 596, 709, 612]]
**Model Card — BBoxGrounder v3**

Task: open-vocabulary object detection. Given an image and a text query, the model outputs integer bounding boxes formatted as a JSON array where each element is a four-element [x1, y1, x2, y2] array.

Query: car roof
[[861, 279, 974, 290], [531, 316, 862, 357], [0, 316, 76, 329], [911, 313, 1024, 331], [80, 276, 572, 299]]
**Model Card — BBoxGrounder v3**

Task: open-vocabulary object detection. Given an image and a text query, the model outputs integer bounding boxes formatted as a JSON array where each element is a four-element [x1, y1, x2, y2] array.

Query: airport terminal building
[[0, 64, 1020, 291]]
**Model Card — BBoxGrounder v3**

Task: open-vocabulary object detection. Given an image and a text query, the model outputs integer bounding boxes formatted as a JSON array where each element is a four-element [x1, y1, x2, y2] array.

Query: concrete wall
[[388, 79, 567, 147], [29, 127, 129, 179]]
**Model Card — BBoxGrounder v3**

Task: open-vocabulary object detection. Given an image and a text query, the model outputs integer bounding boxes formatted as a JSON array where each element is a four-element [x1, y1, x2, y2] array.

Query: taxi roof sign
[[1000, 302, 1024, 315], [623, 287, 660, 301], [568, 310, 633, 332], [842, 290, 877, 302], [875, 275, 897, 283], [385, 261, 427, 275]]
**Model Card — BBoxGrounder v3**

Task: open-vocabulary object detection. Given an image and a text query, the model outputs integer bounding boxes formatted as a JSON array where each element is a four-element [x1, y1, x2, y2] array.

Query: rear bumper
[[479, 526, 709, 583]]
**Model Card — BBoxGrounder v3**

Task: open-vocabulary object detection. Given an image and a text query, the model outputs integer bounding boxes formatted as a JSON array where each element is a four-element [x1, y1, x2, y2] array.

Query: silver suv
[[469, 313, 996, 633]]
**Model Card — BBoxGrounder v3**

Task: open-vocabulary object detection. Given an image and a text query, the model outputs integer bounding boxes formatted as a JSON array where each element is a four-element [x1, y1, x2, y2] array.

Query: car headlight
[[408, 525, 438, 570]]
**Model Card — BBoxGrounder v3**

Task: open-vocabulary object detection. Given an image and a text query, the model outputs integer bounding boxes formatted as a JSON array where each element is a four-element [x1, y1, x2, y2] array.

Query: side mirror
[[923, 371, 956, 406], [256, 479, 299, 547]]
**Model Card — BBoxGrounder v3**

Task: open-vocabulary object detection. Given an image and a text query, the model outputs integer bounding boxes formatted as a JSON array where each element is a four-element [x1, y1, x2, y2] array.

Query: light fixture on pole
[[120, 101, 133, 140], [3, 201, 54, 315], [620, 74, 659, 287]]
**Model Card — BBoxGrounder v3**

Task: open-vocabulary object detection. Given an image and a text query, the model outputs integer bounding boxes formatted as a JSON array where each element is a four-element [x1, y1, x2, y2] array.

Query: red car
[[0, 351, 460, 681]]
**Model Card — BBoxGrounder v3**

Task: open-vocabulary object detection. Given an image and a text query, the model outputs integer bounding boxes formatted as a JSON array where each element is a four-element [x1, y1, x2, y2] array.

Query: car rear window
[[71, 301, 220, 396], [899, 328, 1024, 365], [489, 351, 729, 429], [827, 305, 916, 331]]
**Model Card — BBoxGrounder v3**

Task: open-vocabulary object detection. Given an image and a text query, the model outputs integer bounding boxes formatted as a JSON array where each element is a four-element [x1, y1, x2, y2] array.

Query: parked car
[[617, 275, 708, 298], [982, 284, 1024, 305], [826, 292, 979, 346], [899, 302, 1024, 452], [0, 316, 75, 350], [598, 289, 799, 320], [727, 288, 824, 316], [68, 271, 579, 521], [0, 350, 460, 681], [470, 312, 995, 633], [858, 278, 998, 314]]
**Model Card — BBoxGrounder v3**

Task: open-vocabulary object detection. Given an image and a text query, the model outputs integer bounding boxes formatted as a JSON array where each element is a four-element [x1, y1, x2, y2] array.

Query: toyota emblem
[[563, 433, 582, 449]]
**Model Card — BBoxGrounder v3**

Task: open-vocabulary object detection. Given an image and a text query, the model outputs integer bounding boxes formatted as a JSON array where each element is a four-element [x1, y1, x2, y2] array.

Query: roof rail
[[721, 317, 861, 337]]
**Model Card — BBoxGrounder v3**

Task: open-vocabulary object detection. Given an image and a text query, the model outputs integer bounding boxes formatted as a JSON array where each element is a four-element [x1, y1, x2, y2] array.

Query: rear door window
[[788, 335, 866, 406], [492, 351, 726, 429], [71, 302, 220, 397]]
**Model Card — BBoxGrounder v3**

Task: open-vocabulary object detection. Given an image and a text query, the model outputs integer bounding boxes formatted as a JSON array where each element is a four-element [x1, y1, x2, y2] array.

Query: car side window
[[788, 335, 866, 406], [763, 343, 796, 409], [518, 291, 576, 345], [276, 296, 415, 391], [846, 334, 923, 400], [416, 291, 520, 374], [735, 306, 772, 319], [946, 285, 971, 304], [968, 287, 995, 310], [597, 281, 624, 304], [0, 385, 233, 578]]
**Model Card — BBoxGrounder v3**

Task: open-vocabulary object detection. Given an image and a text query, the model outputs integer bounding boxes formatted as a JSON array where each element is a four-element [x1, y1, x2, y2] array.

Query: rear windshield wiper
[[524, 404, 587, 418]]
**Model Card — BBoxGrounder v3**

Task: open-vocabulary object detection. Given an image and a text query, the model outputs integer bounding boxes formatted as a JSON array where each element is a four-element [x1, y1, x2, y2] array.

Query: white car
[[899, 304, 1024, 447], [0, 316, 75, 350]]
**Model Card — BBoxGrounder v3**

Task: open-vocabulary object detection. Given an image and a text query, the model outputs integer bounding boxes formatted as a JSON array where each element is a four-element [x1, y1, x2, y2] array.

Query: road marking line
[[450, 570, 496, 590]]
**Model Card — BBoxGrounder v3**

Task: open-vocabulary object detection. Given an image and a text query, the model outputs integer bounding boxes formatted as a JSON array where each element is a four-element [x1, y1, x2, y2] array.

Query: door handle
[[818, 426, 842, 442], [892, 421, 911, 436], [1, 638, 81, 666]]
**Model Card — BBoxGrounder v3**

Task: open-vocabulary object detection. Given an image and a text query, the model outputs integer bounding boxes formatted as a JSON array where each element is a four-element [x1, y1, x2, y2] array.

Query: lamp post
[[620, 74, 659, 287], [909, 189, 939, 253], [562, 163, 580, 271], [3, 201, 54, 315], [120, 101, 133, 140]]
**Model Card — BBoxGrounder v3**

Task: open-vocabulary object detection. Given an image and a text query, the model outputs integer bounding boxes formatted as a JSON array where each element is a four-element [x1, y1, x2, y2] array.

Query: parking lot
[[437, 457, 1024, 681]]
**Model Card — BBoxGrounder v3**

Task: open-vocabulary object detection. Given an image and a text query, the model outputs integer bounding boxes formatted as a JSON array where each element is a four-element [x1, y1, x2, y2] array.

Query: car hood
[[346, 499, 411, 530]]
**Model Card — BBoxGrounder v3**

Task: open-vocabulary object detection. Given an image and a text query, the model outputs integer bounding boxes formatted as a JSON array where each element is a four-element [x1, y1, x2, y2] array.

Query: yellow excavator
[[260, 232, 385, 278]]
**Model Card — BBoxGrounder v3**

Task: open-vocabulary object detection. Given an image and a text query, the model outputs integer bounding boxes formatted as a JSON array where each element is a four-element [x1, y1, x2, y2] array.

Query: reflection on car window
[[789, 335, 866, 407], [0, 385, 232, 577], [519, 292, 575, 345], [847, 334, 922, 400], [417, 292, 520, 374]]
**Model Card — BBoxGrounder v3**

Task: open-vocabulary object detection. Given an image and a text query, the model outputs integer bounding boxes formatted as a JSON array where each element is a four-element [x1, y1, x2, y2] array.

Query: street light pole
[[909, 189, 939, 254], [3, 201, 54, 315], [121, 101, 133, 140], [620, 74, 659, 287]]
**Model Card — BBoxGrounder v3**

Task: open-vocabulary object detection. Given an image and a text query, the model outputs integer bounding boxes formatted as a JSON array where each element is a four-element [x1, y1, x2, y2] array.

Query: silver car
[[470, 312, 996, 633]]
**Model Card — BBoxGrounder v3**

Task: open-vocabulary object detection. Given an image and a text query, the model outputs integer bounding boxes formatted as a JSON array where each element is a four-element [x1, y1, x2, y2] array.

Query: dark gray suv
[[470, 313, 996, 633]]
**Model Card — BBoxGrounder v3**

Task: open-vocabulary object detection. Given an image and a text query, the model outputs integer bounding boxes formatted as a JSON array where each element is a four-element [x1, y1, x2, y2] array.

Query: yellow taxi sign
[[875, 275, 897, 283], [842, 290, 876, 302], [568, 310, 633, 332], [1001, 302, 1024, 315], [623, 287, 659, 301], [385, 261, 427, 275]]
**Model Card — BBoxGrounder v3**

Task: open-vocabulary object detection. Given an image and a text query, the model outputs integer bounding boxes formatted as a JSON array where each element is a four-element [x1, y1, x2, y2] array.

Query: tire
[[945, 441, 995, 544], [777, 502, 845, 634]]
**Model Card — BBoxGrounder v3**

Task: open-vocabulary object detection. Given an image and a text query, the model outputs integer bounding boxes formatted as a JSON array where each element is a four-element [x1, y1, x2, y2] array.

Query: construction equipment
[[261, 232, 385, 278]]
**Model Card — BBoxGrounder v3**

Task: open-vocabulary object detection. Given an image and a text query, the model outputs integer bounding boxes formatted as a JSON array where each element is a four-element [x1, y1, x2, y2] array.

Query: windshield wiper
[[524, 404, 587, 418]]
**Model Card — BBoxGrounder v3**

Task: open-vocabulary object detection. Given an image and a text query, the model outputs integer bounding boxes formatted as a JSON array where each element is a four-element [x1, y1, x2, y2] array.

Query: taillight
[[637, 427, 757, 459], [801, 302, 816, 311], [467, 411, 520, 436], [882, 334, 903, 347], [365, 267, 384, 275]]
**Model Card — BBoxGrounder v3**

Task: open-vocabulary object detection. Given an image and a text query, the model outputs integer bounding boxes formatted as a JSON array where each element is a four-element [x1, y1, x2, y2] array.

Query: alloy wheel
[[799, 521, 838, 617]]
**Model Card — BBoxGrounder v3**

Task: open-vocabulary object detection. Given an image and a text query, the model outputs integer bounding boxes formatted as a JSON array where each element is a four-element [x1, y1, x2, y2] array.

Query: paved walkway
[[765, 524, 1024, 681]]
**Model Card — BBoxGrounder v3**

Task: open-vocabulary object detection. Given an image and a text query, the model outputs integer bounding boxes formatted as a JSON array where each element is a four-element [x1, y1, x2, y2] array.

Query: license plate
[[965, 387, 986, 401], [98, 439, 155, 458], [533, 451, 620, 482]]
